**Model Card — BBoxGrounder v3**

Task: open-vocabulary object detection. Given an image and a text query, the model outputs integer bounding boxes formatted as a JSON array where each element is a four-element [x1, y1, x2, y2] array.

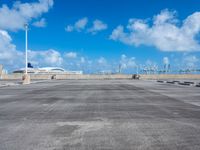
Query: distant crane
[[119, 64, 122, 74]]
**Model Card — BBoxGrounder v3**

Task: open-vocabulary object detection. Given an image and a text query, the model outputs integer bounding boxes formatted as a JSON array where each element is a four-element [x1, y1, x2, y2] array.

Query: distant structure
[[142, 65, 157, 74], [0, 65, 6, 74], [98, 70, 113, 75], [13, 65, 83, 75], [164, 64, 170, 73], [0, 65, 7, 79], [27, 62, 33, 68], [0, 64, 2, 79], [118, 64, 122, 74], [0, 64, 2, 76], [163, 57, 170, 73]]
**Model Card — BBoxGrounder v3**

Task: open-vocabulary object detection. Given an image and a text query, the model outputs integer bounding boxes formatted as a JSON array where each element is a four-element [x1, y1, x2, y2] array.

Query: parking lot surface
[[0, 79, 200, 150]]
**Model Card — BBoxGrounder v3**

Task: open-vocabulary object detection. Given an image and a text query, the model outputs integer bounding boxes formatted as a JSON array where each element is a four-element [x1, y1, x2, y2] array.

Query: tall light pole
[[24, 23, 28, 74], [22, 23, 30, 84]]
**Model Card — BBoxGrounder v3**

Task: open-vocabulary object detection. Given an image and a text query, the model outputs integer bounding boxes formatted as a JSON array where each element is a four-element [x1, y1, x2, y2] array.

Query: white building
[[13, 67, 83, 75]]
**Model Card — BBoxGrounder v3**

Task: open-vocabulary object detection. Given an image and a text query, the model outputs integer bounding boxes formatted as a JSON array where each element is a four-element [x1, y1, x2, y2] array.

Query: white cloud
[[110, 9, 200, 52], [75, 17, 88, 31], [65, 52, 77, 59], [88, 20, 108, 34], [120, 54, 136, 69], [0, 0, 53, 31], [80, 57, 85, 63], [65, 25, 74, 32], [28, 49, 63, 67], [65, 18, 107, 34], [0, 29, 108, 72], [0, 0, 56, 71], [110, 26, 128, 44], [97, 57, 107, 65], [0, 30, 23, 69], [163, 57, 169, 65], [183, 55, 199, 68], [145, 60, 154, 66], [0, 29, 63, 70], [65, 17, 88, 32], [95, 57, 116, 73], [33, 18, 46, 27]]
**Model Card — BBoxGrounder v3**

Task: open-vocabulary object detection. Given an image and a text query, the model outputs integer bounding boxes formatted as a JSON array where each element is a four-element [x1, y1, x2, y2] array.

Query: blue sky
[[0, 0, 200, 73]]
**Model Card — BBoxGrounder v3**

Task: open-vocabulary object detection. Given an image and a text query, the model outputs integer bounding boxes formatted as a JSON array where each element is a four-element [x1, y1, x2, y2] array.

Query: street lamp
[[22, 23, 30, 84], [24, 23, 28, 74]]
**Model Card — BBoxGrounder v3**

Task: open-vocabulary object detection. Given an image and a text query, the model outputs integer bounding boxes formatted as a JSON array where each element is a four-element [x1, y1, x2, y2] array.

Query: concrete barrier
[[140, 74, 200, 80], [1, 73, 200, 80], [1, 74, 53, 80], [1, 74, 132, 80], [55, 74, 133, 80]]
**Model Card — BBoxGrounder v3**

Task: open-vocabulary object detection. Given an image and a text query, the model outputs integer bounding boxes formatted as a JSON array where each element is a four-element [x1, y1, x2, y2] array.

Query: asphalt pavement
[[0, 79, 200, 150]]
